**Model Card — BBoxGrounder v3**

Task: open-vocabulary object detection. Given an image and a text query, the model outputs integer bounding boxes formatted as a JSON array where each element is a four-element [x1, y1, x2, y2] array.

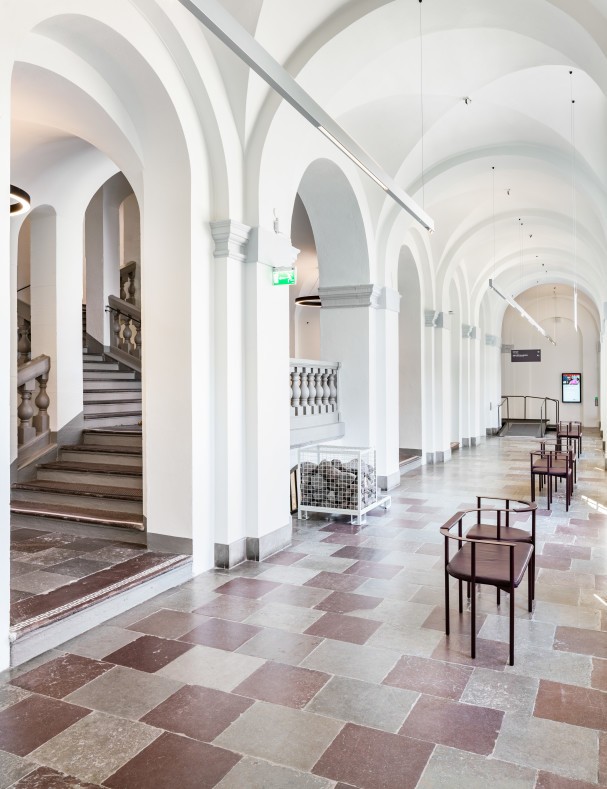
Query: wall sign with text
[[561, 373, 582, 403], [511, 349, 541, 362]]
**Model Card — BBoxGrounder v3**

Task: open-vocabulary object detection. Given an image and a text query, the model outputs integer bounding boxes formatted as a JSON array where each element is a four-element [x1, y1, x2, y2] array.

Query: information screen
[[561, 373, 582, 403]]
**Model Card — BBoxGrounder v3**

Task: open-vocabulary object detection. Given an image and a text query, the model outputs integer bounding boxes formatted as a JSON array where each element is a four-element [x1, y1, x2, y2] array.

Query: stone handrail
[[290, 359, 340, 423], [17, 354, 51, 452], [17, 299, 31, 364], [107, 295, 141, 372]]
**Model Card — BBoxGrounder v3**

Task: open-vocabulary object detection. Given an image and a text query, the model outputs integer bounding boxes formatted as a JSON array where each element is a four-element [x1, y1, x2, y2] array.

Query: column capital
[[210, 219, 251, 262], [462, 324, 477, 339], [318, 284, 382, 309], [247, 226, 299, 268], [377, 286, 401, 313], [424, 309, 444, 328], [485, 334, 500, 346]]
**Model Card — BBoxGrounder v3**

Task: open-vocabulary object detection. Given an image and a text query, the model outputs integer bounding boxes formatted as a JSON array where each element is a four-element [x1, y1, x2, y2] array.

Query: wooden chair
[[441, 507, 534, 666], [540, 439, 577, 485]]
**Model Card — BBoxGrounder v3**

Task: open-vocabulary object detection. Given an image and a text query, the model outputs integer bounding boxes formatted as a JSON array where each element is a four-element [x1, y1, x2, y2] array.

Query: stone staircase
[[11, 428, 143, 532], [83, 351, 142, 426]]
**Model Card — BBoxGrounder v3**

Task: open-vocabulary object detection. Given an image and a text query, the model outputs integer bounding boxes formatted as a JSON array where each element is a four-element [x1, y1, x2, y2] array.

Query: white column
[[1, 71, 11, 669], [141, 177, 213, 574], [211, 220, 249, 567], [484, 334, 502, 435], [10, 221, 21, 463], [375, 287, 401, 489], [423, 310, 452, 463], [318, 285, 379, 448], [30, 207, 84, 431], [245, 226, 298, 559]]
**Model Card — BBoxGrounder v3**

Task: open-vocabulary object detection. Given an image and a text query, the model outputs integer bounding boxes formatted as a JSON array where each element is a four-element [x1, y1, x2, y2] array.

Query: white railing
[[290, 359, 340, 425]]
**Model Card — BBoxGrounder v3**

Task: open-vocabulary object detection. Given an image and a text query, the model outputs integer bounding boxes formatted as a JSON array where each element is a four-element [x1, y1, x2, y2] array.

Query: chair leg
[[445, 569, 450, 636], [471, 581, 476, 660], [509, 586, 515, 666], [497, 588, 501, 606], [458, 580, 463, 614], [528, 565, 533, 612], [467, 581, 470, 599]]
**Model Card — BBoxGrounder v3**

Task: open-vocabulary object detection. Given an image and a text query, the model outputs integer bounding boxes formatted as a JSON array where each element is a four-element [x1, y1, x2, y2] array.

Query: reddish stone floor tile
[[407, 504, 442, 514], [331, 546, 389, 562], [592, 658, 607, 691], [312, 722, 433, 789], [314, 591, 382, 615], [215, 577, 281, 599], [128, 609, 209, 639], [397, 497, 428, 504], [344, 561, 401, 580], [305, 612, 382, 645], [0, 694, 89, 756], [104, 731, 240, 789], [382, 654, 472, 700], [534, 678, 607, 731], [11, 654, 112, 699], [10, 766, 102, 788], [320, 523, 363, 534], [542, 544, 592, 560], [557, 523, 600, 539], [430, 633, 509, 670], [322, 534, 369, 546], [554, 626, 607, 658], [399, 695, 504, 755], [103, 634, 194, 673], [261, 551, 303, 566], [389, 518, 428, 530], [233, 661, 329, 708], [179, 618, 260, 651], [304, 571, 366, 592], [536, 555, 572, 571], [416, 543, 443, 556], [536, 771, 605, 789], [600, 732, 607, 785], [141, 684, 253, 741]]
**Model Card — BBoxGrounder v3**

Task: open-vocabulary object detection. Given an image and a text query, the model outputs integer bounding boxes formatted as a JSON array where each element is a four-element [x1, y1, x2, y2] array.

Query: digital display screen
[[562, 373, 581, 403]]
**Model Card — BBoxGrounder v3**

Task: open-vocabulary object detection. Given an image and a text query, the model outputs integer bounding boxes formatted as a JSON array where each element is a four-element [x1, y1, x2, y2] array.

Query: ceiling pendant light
[[10, 185, 31, 216], [569, 69, 578, 332], [295, 295, 322, 308]]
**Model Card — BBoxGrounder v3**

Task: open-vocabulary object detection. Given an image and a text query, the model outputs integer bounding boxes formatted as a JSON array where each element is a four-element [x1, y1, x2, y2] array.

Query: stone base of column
[[378, 471, 400, 491], [214, 538, 247, 569], [246, 522, 292, 562], [147, 532, 193, 556], [425, 448, 452, 464]]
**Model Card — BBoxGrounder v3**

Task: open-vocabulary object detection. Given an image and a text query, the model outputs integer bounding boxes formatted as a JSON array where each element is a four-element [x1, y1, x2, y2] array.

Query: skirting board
[[378, 471, 400, 491], [246, 522, 292, 562]]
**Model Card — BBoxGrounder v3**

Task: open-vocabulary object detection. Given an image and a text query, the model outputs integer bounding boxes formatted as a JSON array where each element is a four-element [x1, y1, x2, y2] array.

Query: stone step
[[83, 362, 120, 371], [10, 499, 144, 530], [83, 390, 142, 403], [84, 400, 143, 415], [84, 379, 140, 390], [36, 461, 142, 489], [59, 444, 142, 467], [82, 354, 105, 362], [83, 413, 142, 427], [82, 429, 142, 448], [84, 371, 136, 380], [11, 480, 142, 513]]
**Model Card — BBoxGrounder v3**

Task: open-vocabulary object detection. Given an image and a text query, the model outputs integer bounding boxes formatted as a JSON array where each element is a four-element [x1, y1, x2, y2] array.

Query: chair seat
[[466, 524, 532, 543], [447, 542, 533, 588]]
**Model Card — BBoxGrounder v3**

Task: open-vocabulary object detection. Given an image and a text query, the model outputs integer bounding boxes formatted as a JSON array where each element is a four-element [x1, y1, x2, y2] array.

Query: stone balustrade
[[290, 360, 340, 422], [120, 261, 137, 305], [107, 294, 141, 372], [17, 354, 51, 454]]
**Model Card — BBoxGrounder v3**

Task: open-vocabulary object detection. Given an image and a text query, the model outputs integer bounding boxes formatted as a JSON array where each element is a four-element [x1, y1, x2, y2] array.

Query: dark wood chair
[[540, 439, 577, 485], [530, 448, 574, 511], [557, 420, 582, 457], [441, 507, 534, 666]]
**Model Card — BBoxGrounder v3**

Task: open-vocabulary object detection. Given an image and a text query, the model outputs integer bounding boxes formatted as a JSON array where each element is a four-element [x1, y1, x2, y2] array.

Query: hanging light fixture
[[489, 280, 556, 346], [569, 69, 578, 332], [10, 185, 31, 216], [295, 294, 321, 308]]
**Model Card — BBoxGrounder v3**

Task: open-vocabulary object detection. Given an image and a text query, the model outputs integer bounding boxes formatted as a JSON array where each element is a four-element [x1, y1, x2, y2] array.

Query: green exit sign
[[272, 268, 296, 286]]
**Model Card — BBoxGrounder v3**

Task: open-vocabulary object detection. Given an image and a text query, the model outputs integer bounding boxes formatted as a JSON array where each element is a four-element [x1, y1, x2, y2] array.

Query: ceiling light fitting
[[10, 185, 31, 216], [177, 0, 434, 232], [295, 295, 322, 308], [489, 279, 556, 346]]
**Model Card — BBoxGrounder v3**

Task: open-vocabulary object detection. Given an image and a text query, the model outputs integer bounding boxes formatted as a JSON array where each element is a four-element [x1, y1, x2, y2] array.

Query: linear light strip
[[489, 279, 556, 346], [177, 0, 434, 232]]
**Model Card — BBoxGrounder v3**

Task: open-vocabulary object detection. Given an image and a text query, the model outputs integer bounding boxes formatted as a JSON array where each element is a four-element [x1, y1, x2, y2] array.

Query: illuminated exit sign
[[272, 268, 296, 286]]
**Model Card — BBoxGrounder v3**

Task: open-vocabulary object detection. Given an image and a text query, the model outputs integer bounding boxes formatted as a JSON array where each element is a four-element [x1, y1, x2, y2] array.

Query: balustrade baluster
[[306, 371, 316, 409], [120, 277, 127, 301], [291, 370, 301, 409], [32, 374, 50, 434], [134, 322, 142, 358], [300, 368, 309, 408], [127, 272, 136, 304], [328, 372, 337, 410], [122, 318, 133, 354], [322, 372, 330, 408], [17, 384, 36, 445], [111, 310, 121, 350], [17, 317, 31, 364], [314, 371, 323, 407]]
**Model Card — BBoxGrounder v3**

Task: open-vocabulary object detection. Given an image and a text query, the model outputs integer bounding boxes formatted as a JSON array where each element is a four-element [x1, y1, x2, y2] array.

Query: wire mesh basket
[[297, 445, 389, 524]]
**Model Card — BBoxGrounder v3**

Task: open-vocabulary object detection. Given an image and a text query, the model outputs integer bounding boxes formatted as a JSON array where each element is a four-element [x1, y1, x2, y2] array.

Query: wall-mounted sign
[[511, 349, 541, 362], [272, 268, 296, 286], [562, 372, 581, 403]]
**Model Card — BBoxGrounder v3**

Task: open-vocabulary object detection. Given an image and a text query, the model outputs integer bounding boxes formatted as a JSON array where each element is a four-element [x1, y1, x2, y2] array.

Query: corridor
[[0, 434, 605, 788]]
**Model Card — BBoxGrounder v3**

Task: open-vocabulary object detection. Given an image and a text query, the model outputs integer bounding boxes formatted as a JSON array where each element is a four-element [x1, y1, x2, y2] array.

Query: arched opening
[[398, 247, 423, 462], [290, 194, 320, 360], [449, 280, 461, 449]]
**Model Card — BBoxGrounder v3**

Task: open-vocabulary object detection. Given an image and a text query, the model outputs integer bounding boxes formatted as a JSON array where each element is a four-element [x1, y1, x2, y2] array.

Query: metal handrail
[[500, 395, 559, 427]]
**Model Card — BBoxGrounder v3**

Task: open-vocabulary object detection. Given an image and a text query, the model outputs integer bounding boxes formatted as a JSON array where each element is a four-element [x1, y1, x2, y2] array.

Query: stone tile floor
[[0, 433, 606, 788]]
